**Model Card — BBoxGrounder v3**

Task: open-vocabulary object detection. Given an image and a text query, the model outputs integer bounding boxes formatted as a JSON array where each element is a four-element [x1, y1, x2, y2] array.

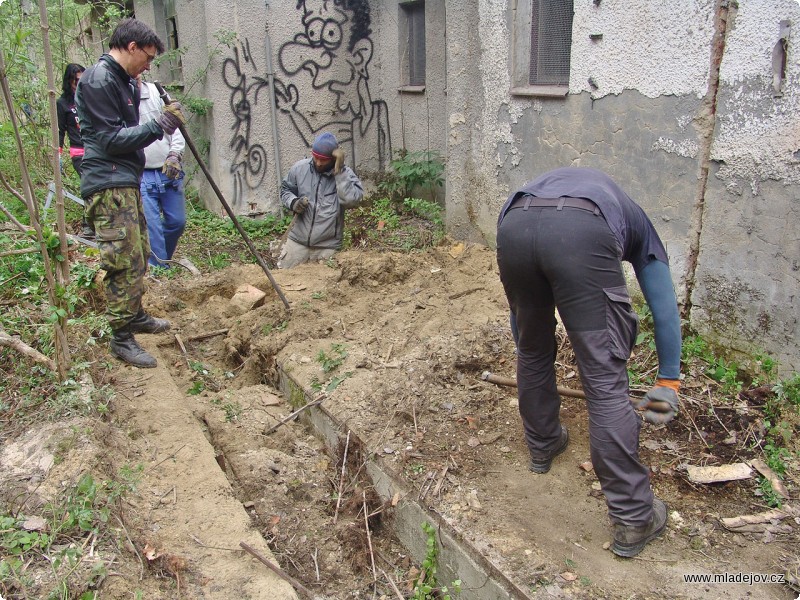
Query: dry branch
[[239, 541, 314, 599], [0, 247, 38, 258], [263, 396, 324, 435], [0, 329, 56, 372], [186, 328, 229, 342], [333, 429, 351, 525]]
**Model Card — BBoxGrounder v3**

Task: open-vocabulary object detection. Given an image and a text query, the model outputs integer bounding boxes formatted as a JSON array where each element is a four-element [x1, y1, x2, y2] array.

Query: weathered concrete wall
[[692, 1, 800, 373], [442, 0, 798, 372], [370, 1, 449, 201], [444, 1, 709, 289]]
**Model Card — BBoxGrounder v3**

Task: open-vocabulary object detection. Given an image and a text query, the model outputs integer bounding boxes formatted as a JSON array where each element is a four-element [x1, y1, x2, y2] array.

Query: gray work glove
[[155, 102, 186, 136], [292, 196, 309, 214], [162, 151, 182, 180], [633, 379, 680, 425], [332, 148, 345, 175]]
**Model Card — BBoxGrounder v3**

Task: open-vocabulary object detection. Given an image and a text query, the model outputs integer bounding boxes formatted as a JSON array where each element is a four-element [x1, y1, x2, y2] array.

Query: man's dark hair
[[61, 63, 85, 97], [108, 18, 165, 54]]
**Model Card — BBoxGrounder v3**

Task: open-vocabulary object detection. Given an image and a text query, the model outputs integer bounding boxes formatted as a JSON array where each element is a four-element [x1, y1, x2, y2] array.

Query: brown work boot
[[128, 310, 171, 334], [611, 497, 668, 557], [528, 426, 569, 474], [110, 328, 157, 368]]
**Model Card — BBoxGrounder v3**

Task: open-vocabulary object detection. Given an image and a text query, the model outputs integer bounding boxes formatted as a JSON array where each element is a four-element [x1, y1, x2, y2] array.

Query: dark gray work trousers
[[497, 203, 654, 526]]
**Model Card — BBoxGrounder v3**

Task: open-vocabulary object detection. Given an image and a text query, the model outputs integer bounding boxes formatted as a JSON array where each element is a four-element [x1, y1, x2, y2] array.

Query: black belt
[[507, 195, 600, 214]]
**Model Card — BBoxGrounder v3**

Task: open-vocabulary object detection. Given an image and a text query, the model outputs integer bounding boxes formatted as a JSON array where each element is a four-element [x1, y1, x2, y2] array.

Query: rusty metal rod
[[480, 370, 587, 399], [153, 82, 290, 310]]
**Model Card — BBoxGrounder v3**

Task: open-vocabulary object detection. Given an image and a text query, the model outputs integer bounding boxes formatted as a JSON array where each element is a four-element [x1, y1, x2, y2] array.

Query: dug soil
[[2, 242, 798, 599]]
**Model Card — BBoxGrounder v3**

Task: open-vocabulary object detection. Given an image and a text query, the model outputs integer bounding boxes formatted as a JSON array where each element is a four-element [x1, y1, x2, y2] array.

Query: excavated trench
[[193, 355, 530, 599]]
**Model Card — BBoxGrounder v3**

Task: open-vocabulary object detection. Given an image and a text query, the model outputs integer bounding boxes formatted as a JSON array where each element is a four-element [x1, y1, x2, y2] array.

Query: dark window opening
[[529, 0, 573, 86], [402, 1, 426, 87]]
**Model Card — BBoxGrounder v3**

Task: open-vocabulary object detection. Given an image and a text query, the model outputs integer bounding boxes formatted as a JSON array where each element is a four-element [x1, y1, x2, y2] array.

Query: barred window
[[401, 1, 426, 87], [529, 0, 573, 85], [163, 0, 182, 83], [511, 0, 574, 96]]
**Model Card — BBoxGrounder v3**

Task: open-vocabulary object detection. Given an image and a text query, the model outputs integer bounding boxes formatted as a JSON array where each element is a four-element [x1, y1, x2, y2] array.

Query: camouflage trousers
[[86, 187, 150, 331]]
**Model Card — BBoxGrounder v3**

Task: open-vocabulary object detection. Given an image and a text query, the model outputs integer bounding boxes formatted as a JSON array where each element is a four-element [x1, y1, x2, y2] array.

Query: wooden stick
[[174, 334, 189, 367], [239, 541, 314, 599], [0, 330, 56, 372], [363, 491, 377, 583], [448, 287, 484, 300], [480, 371, 586, 398], [0, 247, 37, 257], [381, 568, 405, 600], [432, 465, 449, 497], [186, 328, 229, 342], [263, 396, 324, 436], [333, 430, 351, 525]]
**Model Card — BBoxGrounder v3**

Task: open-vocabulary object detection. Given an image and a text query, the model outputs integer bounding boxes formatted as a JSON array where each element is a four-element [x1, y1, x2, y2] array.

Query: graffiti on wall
[[275, 0, 391, 169], [221, 39, 270, 210], [222, 0, 392, 208]]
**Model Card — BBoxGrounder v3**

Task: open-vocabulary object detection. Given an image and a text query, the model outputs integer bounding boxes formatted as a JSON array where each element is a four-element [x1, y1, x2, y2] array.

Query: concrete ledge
[[277, 364, 532, 600]]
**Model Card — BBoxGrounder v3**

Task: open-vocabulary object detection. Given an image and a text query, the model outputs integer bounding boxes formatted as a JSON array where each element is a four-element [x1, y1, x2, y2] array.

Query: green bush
[[377, 150, 444, 201]]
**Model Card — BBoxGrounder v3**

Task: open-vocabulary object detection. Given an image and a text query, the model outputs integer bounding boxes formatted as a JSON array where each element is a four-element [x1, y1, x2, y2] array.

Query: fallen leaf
[[465, 415, 479, 429], [750, 458, 790, 498], [143, 543, 163, 561], [579, 461, 594, 472], [481, 432, 503, 444], [467, 437, 480, 447], [560, 572, 578, 582], [22, 516, 47, 531]]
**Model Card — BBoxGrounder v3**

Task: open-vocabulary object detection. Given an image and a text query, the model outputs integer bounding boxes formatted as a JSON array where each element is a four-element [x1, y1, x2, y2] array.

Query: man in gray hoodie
[[278, 132, 364, 268]]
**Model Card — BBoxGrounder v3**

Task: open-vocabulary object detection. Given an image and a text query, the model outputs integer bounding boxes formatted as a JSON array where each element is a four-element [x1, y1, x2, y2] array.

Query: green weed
[[378, 150, 445, 201], [411, 522, 461, 600], [0, 467, 141, 597], [317, 343, 347, 373], [222, 402, 242, 422]]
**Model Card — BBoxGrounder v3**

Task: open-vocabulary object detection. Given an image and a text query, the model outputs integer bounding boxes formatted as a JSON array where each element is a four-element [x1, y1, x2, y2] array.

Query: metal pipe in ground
[[480, 370, 587, 399], [153, 82, 290, 311]]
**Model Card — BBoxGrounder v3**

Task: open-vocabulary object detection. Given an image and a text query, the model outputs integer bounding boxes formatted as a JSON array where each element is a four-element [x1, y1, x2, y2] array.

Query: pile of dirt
[[1, 242, 798, 599]]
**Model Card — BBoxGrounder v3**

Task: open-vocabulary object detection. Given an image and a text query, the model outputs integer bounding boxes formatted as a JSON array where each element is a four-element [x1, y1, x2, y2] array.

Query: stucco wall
[[692, 0, 800, 373], [442, 0, 798, 372]]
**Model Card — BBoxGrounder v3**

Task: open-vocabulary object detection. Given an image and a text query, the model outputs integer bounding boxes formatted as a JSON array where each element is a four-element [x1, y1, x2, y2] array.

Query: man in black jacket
[[76, 18, 186, 368]]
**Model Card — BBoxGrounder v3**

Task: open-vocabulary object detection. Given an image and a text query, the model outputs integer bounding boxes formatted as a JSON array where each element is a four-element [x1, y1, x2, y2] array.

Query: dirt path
[[100, 344, 298, 599]]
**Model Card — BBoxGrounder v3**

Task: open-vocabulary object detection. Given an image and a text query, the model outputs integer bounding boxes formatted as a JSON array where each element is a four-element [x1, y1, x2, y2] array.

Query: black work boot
[[611, 497, 668, 558], [529, 426, 569, 474], [128, 309, 171, 334], [110, 327, 157, 368]]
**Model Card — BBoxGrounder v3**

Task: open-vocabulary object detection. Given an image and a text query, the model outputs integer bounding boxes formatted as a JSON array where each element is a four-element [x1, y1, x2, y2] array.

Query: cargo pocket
[[604, 285, 639, 361], [95, 226, 130, 271]]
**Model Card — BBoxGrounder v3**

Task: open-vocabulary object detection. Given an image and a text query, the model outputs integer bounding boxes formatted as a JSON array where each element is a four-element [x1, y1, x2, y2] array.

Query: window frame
[[399, 0, 426, 92], [510, 0, 574, 97]]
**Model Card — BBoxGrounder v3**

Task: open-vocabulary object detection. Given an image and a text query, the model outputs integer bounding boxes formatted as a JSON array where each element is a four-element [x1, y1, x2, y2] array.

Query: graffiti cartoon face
[[279, 0, 373, 115]]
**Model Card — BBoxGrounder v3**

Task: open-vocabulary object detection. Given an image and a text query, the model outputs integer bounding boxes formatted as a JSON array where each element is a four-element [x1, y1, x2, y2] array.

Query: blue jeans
[[140, 169, 186, 267]]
